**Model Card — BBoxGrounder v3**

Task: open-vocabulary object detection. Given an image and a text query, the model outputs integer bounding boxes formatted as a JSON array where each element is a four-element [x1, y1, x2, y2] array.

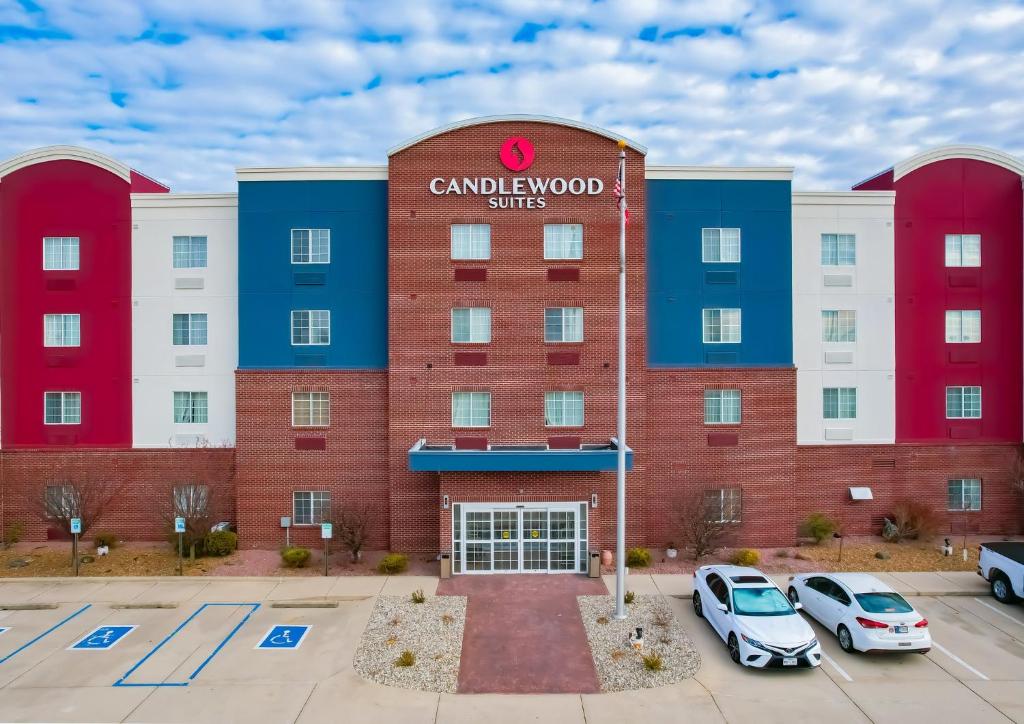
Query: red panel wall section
[[852, 168, 894, 191], [0, 160, 133, 447], [129, 169, 170, 193], [893, 159, 1023, 443]]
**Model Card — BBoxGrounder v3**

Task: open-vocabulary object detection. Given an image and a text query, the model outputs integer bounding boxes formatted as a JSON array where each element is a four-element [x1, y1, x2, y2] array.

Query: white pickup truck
[[978, 542, 1024, 604]]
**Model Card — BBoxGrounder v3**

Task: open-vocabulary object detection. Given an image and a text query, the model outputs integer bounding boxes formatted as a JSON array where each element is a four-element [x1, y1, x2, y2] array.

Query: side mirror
[[793, 602, 804, 611], [716, 602, 729, 613]]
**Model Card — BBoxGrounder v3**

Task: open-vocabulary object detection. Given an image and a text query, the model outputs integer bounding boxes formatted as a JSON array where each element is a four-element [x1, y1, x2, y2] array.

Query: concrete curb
[[0, 574, 415, 583]]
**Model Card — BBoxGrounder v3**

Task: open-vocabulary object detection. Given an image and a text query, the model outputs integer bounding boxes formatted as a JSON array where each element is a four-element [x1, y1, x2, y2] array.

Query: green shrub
[[93, 531, 118, 549], [378, 553, 409, 574], [798, 513, 839, 544], [394, 650, 416, 667], [642, 651, 664, 672], [624, 590, 636, 604], [411, 588, 426, 604], [626, 547, 652, 568], [281, 546, 311, 568], [3, 521, 25, 548], [730, 548, 761, 566], [203, 530, 237, 557]]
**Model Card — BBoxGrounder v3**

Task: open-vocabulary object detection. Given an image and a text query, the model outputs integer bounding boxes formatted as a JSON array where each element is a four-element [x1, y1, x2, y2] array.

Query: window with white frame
[[451, 307, 491, 343], [945, 310, 981, 343], [291, 310, 330, 345], [173, 236, 208, 268], [172, 313, 208, 345], [44, 392, 81, 424], [947, 478, 981, 511], [705, 488, 742, 523], [702, 228, 741, 263], [823, 387, 857, 419], [43, 237, 80, 270], [293, 490, 331, 525], [451, 224, 491, 260], [544, 391, 584, 427], [43, 314, 80, 347], [703, 308, 741, 343], [173, 391, 208, 424], [544, 307, 583, 342], [821, 233, 856, 266], [291, 229, 330, 264], [292, 392, 330, 427], [822, 310, 857, 343], [946, 386, 981, 419], [543, 224, 583, 260], [704, 389, 741, 424], [452, 391, 490, 427], [945, 234, 981, 267]]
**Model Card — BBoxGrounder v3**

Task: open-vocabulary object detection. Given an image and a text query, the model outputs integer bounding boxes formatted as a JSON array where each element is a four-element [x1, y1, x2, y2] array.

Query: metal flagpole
[[614, 140, 628, 620]]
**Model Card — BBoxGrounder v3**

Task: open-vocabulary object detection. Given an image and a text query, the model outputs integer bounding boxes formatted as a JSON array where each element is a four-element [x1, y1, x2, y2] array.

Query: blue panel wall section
[[238, 180, 388, 369], [646, 179, 793, 367]]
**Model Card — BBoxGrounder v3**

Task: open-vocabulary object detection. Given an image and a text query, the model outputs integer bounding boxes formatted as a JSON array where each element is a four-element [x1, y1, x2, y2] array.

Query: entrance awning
[[408, 438, 634, 472]]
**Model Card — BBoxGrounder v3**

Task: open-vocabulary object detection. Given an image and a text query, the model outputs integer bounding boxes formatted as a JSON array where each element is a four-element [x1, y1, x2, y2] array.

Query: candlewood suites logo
[[499, 137, 535, 171]]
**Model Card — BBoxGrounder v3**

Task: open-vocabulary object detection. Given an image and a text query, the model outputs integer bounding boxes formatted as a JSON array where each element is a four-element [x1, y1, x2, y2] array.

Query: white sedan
[[788, 573, 931, 654], [693, 565, 822, 668]]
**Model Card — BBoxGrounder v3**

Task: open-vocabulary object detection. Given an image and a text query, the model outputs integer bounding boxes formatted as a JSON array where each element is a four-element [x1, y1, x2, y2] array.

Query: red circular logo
[[499, 137, 535, 172]]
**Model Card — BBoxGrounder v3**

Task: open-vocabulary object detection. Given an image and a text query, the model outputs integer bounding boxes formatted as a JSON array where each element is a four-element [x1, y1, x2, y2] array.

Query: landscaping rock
[[7, 558, 30, 568], [79, 555, 95, 564], [875, 551, 890, 560]]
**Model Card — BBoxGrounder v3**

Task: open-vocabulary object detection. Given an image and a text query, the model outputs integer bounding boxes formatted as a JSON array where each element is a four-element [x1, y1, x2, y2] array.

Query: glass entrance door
[[455, 503, 586, 574]]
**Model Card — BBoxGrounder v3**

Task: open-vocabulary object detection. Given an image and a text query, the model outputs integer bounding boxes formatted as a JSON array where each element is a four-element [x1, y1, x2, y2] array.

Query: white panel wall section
[[792, 192, 896, 445], [131, 193, 238, 447]]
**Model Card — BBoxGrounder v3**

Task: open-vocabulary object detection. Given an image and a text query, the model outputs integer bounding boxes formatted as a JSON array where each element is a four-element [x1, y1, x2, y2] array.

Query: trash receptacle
[[588, 550, 601, 578], [440, 552, 452, 579]]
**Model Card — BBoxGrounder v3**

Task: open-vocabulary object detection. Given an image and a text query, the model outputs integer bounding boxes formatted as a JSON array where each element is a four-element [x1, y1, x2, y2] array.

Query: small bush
[[204, 530, 237, 557], [281, 546, 311, 568], [626, 547, 652, 568], [3, 521, 25, 548], [774, 549, 790, 558], [441, 613, 454, 625], [730, 548, 761, 566], [395, 650, 416, 667], [624, 590, 636, 604], [642, 651, 664, 672], [596, 616, 609, 625], [883, 500, 942, 542], [798, 513, 839, 544], [93, 531, 118, 549], [653, 609, 671, 628], [411, 588, 426, 604], [378, 553, 409, 574]]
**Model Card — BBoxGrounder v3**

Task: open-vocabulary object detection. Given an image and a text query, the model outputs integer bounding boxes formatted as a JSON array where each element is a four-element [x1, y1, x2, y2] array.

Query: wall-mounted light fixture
[[591, 494, 599, 509], [442, 494, 450, 510]]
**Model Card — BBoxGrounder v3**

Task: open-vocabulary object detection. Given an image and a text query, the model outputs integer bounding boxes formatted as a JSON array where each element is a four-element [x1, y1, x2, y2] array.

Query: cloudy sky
[[1, 0, 1022, 191]]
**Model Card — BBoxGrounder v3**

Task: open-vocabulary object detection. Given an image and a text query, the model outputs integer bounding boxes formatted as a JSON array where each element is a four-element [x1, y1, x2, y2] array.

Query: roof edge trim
[[236, 166, 388, 182], [647, 166, 793, 181], [0, 145, 131, 182], [894, 145, 1024, 180]]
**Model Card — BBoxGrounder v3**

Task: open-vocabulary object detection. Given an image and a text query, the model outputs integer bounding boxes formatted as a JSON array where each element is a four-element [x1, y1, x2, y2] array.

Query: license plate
[[783, 657, 797, 666], [898, 642, 912, 647], [894, 625, 908, 634]]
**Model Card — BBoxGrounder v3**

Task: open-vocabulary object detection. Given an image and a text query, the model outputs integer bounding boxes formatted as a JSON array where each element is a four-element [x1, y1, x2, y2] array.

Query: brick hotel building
[[0, 117, 1021, 574]]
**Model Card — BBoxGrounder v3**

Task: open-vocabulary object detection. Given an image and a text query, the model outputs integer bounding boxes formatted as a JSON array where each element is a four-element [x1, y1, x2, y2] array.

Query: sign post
[[70, 517, 82, 576], [175, 517, 186, 575], [613, 140, 629, 620], [321, 522, 333, 576]]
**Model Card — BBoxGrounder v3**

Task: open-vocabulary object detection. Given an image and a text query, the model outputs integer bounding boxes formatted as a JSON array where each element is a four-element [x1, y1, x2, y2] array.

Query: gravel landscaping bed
[[353, 594, 466, 693], [578, 594, 700, 692]]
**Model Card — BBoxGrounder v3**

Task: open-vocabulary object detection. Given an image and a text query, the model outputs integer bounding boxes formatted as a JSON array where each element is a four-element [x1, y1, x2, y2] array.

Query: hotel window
[[452, 391, 490, 427], [43, 314, 80, 347], [821, 233, 856, 266], [945, 234, 981, 267], [948, 478, 981, 511], [823, 387, 857, 419], [293, 491, 331, 526], [44, 392, 81, 425], [544, 224, 583, 260], [544, 307, 583, 342], [451, 307, 492, 343], [291, 310, 330, 345], [451, 224, 491, 260], [945, 310, 981, 343], [292, 392, 330, 427], [544, 391, 584, 427], [173, 391, 208, 424], [705, 488, 742, 523], [702, 228, 741, 263], [946, 386, 981, 419], [822, 310, 857, 343], [172, 313, 208, 345], [704, 389, 741, 424], [703, 308, 741, 343], [291, 229, 330, 264], [43, 237, 79, 270], [173, 236, 208, 268]]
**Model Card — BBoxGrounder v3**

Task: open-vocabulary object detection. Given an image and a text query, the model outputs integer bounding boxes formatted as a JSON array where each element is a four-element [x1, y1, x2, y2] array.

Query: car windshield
[[854, 592, 913, 614], [732, 587, 794, 616]]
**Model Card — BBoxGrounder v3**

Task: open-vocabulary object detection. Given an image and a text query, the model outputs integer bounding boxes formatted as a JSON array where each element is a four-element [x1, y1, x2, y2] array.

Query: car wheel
[[787, 586, 799, 604], [693, 591, 704, 619], [992, 576, 1018, 605], [837, 624, 856, 654], [727, 633, 741, 665]]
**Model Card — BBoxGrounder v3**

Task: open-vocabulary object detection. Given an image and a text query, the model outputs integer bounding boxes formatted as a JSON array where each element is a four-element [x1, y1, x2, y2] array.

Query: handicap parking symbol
[[69, 625, 136, 651], [255, 625, 311, 650], [0, 627, 9, 637]]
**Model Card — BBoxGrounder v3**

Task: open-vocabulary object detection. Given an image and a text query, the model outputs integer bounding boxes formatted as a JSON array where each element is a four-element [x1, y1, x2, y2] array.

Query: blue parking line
[[0, 604, 92, 665], [113, 603, 260, 687]]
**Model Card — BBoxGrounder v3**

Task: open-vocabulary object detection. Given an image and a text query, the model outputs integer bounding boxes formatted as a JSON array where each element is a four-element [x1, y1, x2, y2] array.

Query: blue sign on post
[[174, 517, 186, 534], [255, 625, 311, 650], [69, 625, 136, 651], [70, 518, 82, 535]]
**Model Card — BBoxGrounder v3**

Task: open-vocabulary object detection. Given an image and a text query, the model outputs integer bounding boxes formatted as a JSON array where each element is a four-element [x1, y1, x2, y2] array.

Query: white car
[[693, 565, 822, 668], [788, 573, 931, 654]]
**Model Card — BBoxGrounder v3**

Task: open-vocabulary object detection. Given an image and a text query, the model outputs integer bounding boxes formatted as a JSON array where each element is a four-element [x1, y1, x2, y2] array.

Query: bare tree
[[674, 488, 730, 561], [334, 503, 372, 563], [159, 483, 215, 561], [30, 467, 123, 539]]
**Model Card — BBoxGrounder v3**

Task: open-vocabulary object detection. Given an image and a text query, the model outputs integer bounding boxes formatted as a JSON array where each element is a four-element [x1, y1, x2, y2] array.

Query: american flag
[[613, 153, 629, 223]]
